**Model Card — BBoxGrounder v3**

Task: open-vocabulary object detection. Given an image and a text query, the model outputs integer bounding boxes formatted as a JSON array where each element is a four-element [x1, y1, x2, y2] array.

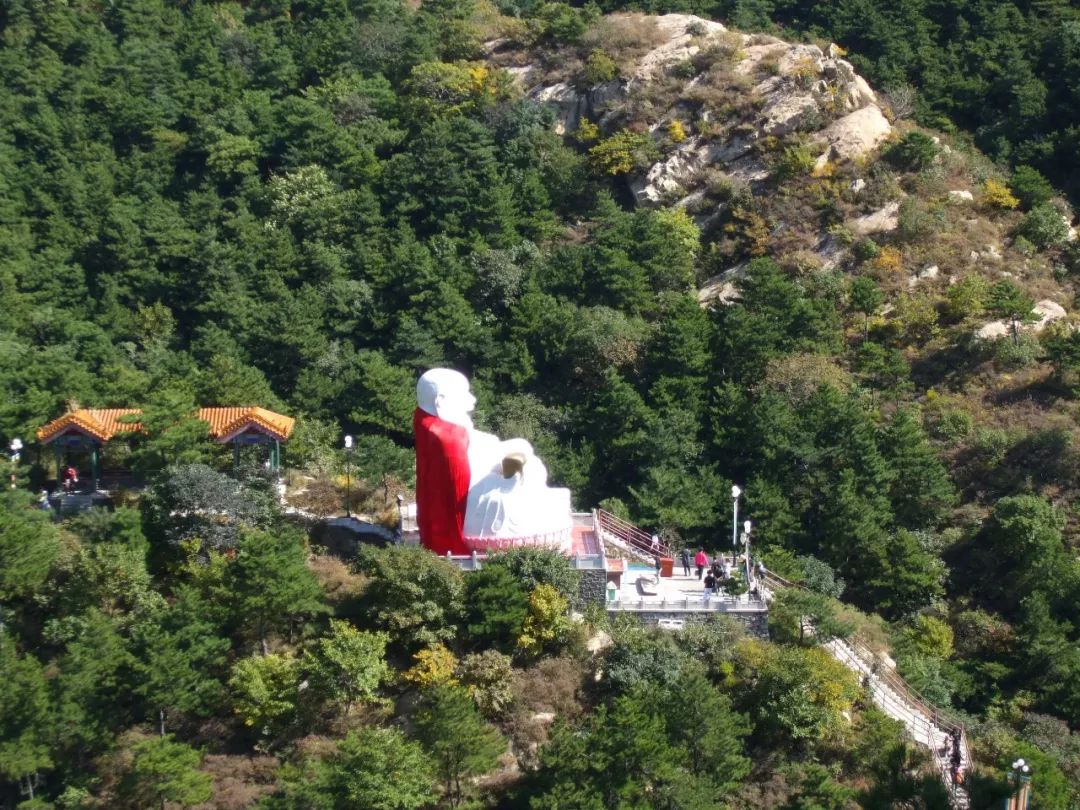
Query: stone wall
[[609, 607, 769, 638], [577, 569, 607, 607]]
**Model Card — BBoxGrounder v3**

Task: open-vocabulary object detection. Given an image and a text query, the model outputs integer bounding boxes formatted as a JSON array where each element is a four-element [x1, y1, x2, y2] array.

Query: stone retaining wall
[[609, 607, 769, 638], [577, 569, 608, 607]]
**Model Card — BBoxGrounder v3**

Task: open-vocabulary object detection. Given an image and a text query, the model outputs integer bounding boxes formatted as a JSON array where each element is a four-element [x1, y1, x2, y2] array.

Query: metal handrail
[[761, 569, 971, 804], [596, 508, 671, 557], [760, 571, 964, 729]]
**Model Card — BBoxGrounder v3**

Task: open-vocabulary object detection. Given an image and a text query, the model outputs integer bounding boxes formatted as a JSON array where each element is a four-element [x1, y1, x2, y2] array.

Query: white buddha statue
[[415, 369, 573, 550]]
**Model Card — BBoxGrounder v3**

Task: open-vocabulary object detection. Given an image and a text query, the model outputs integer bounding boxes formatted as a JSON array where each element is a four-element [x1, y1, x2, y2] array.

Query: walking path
[[759, 572, 971, 809]]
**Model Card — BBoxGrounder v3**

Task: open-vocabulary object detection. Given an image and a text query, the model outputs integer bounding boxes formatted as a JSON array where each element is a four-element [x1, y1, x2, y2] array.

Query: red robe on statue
[[413, 407, 471, 556]]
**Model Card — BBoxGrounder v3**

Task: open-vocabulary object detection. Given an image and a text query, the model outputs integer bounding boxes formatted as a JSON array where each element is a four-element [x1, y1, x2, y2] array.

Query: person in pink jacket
[[693, 549, 709, 580]]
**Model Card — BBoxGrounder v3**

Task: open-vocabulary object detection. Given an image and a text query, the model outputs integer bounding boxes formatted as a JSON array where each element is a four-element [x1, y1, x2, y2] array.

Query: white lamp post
[[9, 438, 22, 489], [742, 519, 753, 587], [1008, 758, 1031, 810], [731, 484, 742, 562], [343, 435, 354, 518]]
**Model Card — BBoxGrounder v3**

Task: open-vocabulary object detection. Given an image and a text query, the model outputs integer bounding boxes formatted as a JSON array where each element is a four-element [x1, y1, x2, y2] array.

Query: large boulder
[[814, 106, 892, 162]]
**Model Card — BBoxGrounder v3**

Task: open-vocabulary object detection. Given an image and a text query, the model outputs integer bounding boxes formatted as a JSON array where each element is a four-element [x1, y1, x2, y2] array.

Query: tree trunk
[[159, 707, 167, 737], [261, 636, 269, 657]]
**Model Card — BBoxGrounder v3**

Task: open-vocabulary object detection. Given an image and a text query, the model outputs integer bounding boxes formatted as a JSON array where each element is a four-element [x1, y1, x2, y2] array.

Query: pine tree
[[119, 735, 212, 810], [881, 408, 956, 530], [414, 685, 505, 807], [227, 529, 328, 653]]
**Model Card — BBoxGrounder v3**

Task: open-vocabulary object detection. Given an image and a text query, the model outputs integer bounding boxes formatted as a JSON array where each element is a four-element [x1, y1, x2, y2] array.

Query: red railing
[[596, 508, 671, 559]]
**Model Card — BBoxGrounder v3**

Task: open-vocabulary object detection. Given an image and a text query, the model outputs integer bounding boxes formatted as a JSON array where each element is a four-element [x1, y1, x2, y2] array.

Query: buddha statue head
[[416, 368, 476, 428]]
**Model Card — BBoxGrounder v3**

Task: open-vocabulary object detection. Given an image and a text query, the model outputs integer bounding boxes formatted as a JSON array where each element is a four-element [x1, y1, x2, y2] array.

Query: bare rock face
[[976, 299, 1067, 340], [814, 106, 892, 163], [633, 13, 728, 79], [849, 201, 901, 235], [511, 13, 891, 210], [530, 80, 627, 136]]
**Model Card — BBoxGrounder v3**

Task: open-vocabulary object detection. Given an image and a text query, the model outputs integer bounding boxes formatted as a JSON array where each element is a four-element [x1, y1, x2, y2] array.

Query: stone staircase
[[595, 508, 668, 564], [761, 572, 971, 809]]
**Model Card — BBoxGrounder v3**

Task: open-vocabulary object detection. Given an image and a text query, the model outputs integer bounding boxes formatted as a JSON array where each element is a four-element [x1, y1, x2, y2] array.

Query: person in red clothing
[[694, 548, 709, 580], [62, 465, 79, 493]]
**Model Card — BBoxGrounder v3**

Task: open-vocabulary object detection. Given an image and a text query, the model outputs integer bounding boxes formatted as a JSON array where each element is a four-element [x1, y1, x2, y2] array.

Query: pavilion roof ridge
[[37, 406, 295, 444]]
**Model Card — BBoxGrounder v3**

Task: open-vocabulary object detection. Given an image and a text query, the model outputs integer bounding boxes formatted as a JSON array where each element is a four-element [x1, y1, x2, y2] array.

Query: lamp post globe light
[[343, 435, 354, 518], [1007, 759, 1032, 810]]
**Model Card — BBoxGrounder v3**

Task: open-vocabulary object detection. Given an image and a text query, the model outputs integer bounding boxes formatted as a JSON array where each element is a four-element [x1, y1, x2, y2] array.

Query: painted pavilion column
[[91, 445, 99, 492]]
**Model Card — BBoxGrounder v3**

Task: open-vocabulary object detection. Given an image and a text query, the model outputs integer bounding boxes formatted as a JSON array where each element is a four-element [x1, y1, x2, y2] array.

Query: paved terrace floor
[[612, 567, 766, 611]]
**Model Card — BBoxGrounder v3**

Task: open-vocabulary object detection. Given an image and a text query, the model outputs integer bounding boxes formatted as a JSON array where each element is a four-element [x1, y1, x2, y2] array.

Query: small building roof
[[37, 407, 295, 444], [37, 409, 142, 444]]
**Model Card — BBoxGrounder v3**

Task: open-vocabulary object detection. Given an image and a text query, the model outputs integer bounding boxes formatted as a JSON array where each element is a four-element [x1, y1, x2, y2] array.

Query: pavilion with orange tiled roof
[[37, 407, 296, 490]]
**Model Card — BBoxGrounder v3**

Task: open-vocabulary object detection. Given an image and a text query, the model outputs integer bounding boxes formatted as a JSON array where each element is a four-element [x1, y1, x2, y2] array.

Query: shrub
[[574, 117, 599, 143], [981, 178, 1019, 209], [457, 650, 515, 718], [1015, 202, 1069, 250], [669, 59, 697, 79], [582, 49, 617, 85], [884, 131, 939, 172], [773, 143, 817, 179], [827, 223, 854, 246], [896, 197, 939, 243], [990, 333, 1042, 370], [929, 410, 974, 443], [873, 245, 903, 274], [1010, 165, 1055, 210], [894, 292, 939, 345], [941, 274, 987, 322], [518, 584, 571, 656], [588, 130, 657, 175], [667, 119, 687, 143], [403, 644, 459, 689], [852, 237, 880, 261], [484, 547, 581, 600]]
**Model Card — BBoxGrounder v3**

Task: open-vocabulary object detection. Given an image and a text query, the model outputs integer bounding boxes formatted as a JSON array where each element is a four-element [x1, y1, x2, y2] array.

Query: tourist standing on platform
[[694, 549, 708, 579], [679, 547, 691, 576]]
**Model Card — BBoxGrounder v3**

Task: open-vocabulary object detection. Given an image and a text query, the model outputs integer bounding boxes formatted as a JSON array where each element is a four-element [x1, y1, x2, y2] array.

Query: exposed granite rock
[[849, 200, 901, 235], [512, 13, 891, 210]]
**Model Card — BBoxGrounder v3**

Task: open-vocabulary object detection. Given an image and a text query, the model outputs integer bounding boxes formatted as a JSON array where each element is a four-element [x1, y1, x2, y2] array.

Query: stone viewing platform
[[402, 505, 768, 633]]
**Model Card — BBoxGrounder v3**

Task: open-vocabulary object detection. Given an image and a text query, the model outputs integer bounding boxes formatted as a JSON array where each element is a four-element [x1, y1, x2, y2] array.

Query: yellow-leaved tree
[[517, 584, 570, 656]]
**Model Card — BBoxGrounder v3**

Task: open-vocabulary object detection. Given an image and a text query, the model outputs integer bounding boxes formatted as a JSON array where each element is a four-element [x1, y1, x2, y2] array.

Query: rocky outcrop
[[814, 106, 892, 163], [976, 300, 1067, 340], [510, 13, 891, 210], [530, 80, 626, 136], [849, 201, 901, 236]]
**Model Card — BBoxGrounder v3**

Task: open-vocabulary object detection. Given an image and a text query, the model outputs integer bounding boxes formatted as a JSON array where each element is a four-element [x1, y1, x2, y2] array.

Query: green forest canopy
[[2, 0, 1080, 807]]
